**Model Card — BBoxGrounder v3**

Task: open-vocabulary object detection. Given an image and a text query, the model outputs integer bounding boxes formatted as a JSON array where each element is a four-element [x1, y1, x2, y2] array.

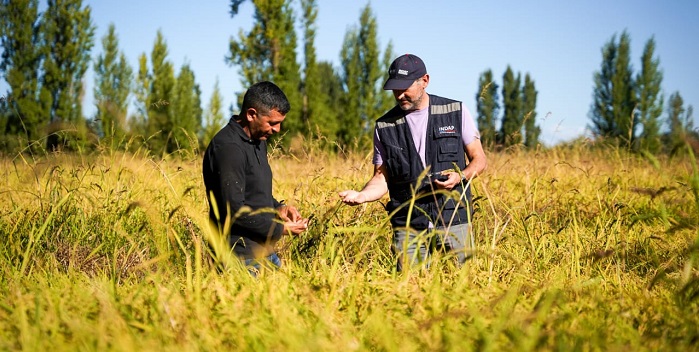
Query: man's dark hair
[[240, 81, 291, 115]]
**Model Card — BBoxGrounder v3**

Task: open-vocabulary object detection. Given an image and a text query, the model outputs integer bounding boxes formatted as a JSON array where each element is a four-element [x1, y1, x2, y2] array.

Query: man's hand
[[278, 204, 302, 222], [432, 171, 462, 190], [338, 190, 366, 206], [278, 204, 308, 235], [283, 218, 308, 235]]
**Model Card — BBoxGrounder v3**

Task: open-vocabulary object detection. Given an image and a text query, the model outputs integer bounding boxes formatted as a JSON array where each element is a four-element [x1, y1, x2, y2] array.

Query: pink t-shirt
[[373, 102, 480, 167]]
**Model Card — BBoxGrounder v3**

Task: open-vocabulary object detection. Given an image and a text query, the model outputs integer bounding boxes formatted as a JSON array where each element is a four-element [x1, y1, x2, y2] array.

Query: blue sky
[[4, 1, 699, 145]]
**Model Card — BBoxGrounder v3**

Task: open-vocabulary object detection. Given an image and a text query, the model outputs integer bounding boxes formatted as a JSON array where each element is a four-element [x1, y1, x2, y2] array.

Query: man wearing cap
[[339, 54, 487, 271]]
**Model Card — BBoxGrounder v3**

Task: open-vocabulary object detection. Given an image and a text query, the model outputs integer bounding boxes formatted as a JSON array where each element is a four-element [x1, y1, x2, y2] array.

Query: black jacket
[[202, 117, 283, 259]]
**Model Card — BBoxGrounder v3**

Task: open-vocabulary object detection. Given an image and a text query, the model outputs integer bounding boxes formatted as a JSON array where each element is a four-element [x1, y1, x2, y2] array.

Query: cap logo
[[398, 69, 409, 75]]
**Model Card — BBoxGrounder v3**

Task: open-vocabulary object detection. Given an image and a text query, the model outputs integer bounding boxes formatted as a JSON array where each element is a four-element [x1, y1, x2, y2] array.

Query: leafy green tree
[[128, 53, 149, 137], [0, 0, 46, 150], [590, 30, 637, 145], [201, 79, 225, 148], [664, 91, 694, 155], [500, 66, 522, 147], [339, 29, 360, 147], [171, 63, 202, 153], [315, 61, 344, 143], [146, 30, 176, 155], [338, 3, 386, 148], [476, 69, 499, 149], [522, 73, 540, 148], [377, 40, 396, 113], [300, 0, 333, 141], [41, 0, 95, 150], [635, 36, 664, 153], [227, 0, 302, 143], [93, 23, 133, 144]]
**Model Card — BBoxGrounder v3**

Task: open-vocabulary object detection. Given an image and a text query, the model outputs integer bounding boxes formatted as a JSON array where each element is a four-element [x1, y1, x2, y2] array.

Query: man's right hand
[[284, 219, 308, 235], [338, 190, 366, 206]]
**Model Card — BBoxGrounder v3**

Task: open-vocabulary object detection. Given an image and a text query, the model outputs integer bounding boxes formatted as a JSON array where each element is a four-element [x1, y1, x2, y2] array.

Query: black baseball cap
[[382, 54, 427, 90]]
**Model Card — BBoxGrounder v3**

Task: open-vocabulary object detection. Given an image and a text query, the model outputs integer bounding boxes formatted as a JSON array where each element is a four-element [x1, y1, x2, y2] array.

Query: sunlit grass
[[0, 139, 697, 351]]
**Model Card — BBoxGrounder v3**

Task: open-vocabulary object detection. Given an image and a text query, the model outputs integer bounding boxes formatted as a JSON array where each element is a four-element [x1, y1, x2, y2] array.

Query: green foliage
[[636, 37, 664, 154], [201, 79, 226, 149], [0, 0, 47, 151], [40, 0, 95, 151], [299, 0, 339, 147], [590, 31, 638, 146], [522, 73, 540, 149], [338, 4, 388, 150], [227, 0, 303, 145], [128, 53, 150, 138], [663, 92, 695, 156], [476, 69, 499, 149], [146, 31, 176, 156], [378, 40, 396, 113], [171, 63, 202, 154], [500, 66, 522, 147], [93, 23, 133, 146]]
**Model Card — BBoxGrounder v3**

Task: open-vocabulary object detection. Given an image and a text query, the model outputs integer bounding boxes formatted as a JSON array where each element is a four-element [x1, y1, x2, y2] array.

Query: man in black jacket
[[339, 54, 487, 271], [203, 81, 308, 268]]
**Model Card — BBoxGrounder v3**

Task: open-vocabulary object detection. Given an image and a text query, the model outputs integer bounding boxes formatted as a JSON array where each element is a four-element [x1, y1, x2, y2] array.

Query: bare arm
[[338, 164, 389, 205], [462, 138, 487, 180]]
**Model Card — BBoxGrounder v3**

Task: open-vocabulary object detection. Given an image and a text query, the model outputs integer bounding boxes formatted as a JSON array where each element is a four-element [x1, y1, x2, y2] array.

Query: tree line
[[0, 0, 694, 156], [589, 30, 695, 155]]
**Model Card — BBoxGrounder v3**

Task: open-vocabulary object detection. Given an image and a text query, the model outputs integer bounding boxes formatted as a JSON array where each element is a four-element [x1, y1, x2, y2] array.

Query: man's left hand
[[278, 204, 303, 222], [433, 172, 462, 190]]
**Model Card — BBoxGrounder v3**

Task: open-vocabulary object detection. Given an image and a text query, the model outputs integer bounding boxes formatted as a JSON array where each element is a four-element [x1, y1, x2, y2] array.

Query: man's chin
[[399, 103, 414, 111]]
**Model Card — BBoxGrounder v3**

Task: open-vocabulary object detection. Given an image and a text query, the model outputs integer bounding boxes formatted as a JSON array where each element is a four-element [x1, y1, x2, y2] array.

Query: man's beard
[[398, 92, 424, 111]]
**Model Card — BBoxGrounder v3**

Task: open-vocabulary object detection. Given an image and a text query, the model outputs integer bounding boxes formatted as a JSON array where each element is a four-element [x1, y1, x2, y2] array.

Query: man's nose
[[272, 124, 280, 134]]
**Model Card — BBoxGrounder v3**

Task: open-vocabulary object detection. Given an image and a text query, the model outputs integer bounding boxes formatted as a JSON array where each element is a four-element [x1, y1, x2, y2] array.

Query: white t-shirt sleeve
[[461, 105, 480, 147], [373, 127, 386, 165]]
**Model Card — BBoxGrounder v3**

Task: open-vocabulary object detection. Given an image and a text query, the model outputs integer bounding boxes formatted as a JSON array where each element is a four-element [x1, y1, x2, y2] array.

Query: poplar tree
[[41, 0, 95, 150], [201, 79, 225, 148], [300, 0, 337, 141], [636, 37, 664, 153], [522, 73, 540, 148], [227, 0, 302, 142], [339, 29, 360, 146], [476, 69, 499, 149], [590, 31, 637, 145], [146, 30, 176, 155], [129, 53, 149, 137], [0, 0, 46, 150], [500, 66, 522, 147], [316, 61, 344, 143], [93, 23, 133, 144], [378, 40, 396, 113], [171, 63, 202, 153], [339, 3, 386, 148], [664, 92, 694, 155]]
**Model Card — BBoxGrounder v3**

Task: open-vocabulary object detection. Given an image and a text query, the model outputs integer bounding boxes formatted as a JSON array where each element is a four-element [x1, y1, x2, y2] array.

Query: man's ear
[[245, 108, 257, 122]]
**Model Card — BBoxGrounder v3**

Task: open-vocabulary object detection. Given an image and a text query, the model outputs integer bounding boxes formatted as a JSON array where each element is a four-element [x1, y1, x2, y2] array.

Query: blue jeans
[[243, 252, 282, 276], [392, 223, 474, 272]]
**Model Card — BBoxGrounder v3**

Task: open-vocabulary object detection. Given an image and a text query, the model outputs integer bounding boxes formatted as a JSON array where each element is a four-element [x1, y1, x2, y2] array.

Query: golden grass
[[0, 143, 697, 351]]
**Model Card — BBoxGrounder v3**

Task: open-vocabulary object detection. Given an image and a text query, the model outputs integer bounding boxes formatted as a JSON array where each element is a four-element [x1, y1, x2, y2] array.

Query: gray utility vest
[[376, 94, 473, 230]]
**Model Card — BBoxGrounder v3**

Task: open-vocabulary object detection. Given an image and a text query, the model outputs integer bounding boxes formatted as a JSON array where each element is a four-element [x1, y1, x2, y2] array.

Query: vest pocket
[[384, 143, 410, 179], [437, 137, 460, 162]]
